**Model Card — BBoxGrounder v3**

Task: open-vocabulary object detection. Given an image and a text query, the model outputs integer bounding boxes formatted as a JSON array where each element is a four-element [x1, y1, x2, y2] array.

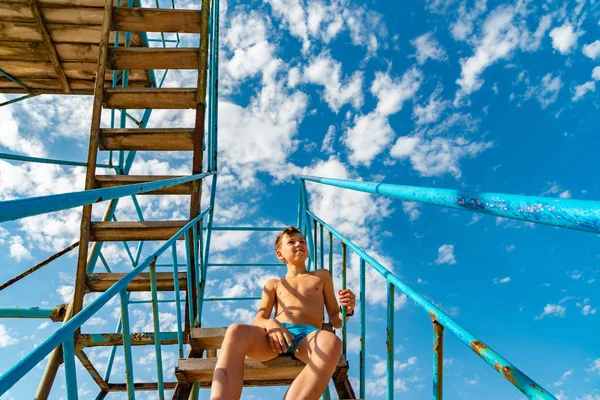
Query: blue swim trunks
[[280, 322, 320, 359]]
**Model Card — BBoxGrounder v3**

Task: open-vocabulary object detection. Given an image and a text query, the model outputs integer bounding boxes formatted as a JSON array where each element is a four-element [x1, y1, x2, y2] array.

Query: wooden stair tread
[[108, 47, 199, 70], [99, 128, 194, 151], [95, 175, 193, 195], [112, 7, 202, 33], [90, 220, 187, 242], [175, 355, 348, 385], [87, 272, 186, 292], [189, 323, 334, 350], [103, 88, 197, 109]]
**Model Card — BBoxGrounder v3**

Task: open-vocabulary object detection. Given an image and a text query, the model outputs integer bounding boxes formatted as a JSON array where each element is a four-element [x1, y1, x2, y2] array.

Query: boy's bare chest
[[276, 275, 324, 301]]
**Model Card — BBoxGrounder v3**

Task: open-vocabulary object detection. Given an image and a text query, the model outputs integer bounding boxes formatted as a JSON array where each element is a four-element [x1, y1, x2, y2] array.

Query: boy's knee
[[318, 332, 342, 356], [225, 323, 248, 338]]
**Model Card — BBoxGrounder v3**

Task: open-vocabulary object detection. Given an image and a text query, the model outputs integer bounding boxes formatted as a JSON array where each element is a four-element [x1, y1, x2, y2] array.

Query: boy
[[210, 226, 356, 400]]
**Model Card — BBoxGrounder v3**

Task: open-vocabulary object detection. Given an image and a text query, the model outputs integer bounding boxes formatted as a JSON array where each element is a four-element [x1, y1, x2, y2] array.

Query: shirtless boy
[[210, 226, 356, 400]]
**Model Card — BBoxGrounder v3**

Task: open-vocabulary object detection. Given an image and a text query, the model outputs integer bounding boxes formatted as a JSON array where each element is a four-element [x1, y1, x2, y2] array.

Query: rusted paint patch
[[470, 340, 487, 356], [494, 361, 501, 372], [428, 311, 437, 322], [501, 366, 516, 385], [530, 383, 545, 394], [385, 328, 392, 353]]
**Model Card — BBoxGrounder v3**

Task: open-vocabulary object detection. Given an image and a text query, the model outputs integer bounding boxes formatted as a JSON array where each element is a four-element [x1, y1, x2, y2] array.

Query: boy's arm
[[253, 278, 277, 329], [252, 278, 294, 354], [318, 269, 354, 329]]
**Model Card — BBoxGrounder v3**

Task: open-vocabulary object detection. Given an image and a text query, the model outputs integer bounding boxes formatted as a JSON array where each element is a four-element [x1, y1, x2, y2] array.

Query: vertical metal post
[[184, 231, 195, 326], [149, 261, 165, 400], [197, 219, 204, 324], [305, 214, 314, 271], [386, 282, 394, 400], [193, 222, 202, 326], [63, 334, 78, 400], [328, 232, 333, 274], [433, 321, 444, 400], [120, 289, 135, 400], [313, 219, 317, 271], [341, 242, 347, 356], [319, 224, 324, 269], [103, 318, 122, 382], [171, 244, 184, 358], [359, 258, 366, 399]]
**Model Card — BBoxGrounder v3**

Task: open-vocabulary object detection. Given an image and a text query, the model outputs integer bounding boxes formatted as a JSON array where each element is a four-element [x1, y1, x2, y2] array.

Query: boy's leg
[[210, 323, 278, 400], [282, 330, 343, 400]]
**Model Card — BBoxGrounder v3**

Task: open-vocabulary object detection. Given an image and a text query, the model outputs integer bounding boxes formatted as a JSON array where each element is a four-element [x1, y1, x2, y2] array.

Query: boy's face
[[276, 232, 308, 265]]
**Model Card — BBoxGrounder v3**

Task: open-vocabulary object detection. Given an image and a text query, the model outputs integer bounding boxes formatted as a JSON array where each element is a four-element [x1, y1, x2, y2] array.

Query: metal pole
[[359, 258, 366, 399], [341, 242, 347, 356], [433, 321, 444, 400], [301, 176, 600, 234], [387, 282, 394, 400], [120, 290, 135, 399], [149, 262, 165, 400], [62, 334, 78, 400]]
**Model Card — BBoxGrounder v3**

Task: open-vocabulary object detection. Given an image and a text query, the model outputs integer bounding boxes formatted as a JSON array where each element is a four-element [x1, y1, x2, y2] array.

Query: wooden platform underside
[[0, 1, 163, 95]]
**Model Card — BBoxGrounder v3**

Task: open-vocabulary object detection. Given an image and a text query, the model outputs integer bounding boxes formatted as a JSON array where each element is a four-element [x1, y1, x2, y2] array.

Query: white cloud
[[553, 369, 573, 387], [390, 135, 492, 179], [9, 236, 31, 261], [0, 96, 47, 157], [0, 325, 18, 347], [572, 66, 600, 102], [593, 67, 600, 81], [549, 23, 581, 55], [38, 321, 51, 330], [436, 244, 456, 265], [371, 68, 422, 116], [345, 67, 422, 166], [413, 85, 449, 125], [303, 52, 363, 112], [455, 6, 520, 104], [538, 73, 563, 108], [412, 32, 447, 64], [265, 0, 310, 52], [583, 40, 600, 59], [586, 359, 600, 375], [321, 125, 336, 154], [534, 304, 566, 320], [57, 285, 74, 303], [450, 0, 487, 42], [345, 112, 394, 166], [559, 190, 572, 199], [582, 305, 597, 316], [402, 202, 421, 222], [493, 277, 511, 284], [465, 376, 479, 385]]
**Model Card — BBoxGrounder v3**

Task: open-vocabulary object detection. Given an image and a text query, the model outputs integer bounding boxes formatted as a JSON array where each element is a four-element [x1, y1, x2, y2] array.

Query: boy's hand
[[265, 319, 294, 354], [338, 289, 356, 314]]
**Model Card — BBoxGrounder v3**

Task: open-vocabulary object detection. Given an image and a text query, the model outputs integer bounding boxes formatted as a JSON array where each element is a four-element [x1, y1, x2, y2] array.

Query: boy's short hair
[[275, 226, 304, 251]]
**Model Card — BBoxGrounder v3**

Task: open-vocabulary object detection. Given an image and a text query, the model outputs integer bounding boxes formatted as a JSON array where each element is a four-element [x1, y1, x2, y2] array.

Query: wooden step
[[103, 88, 197, 109], [189, 323, 333, 350], [95, 175, 193, 195], [108, 47, 199, 70], [112, 7, 202, 33], [86, 272, 186, 292], [175, 356, 348, 386], [99, 128, 194, 151], [90, 221, 187, 242]]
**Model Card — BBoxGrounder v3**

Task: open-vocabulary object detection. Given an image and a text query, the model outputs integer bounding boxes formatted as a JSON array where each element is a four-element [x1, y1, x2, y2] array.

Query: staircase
[[171, 324, 356, 399], [70, 0, 358, 398]]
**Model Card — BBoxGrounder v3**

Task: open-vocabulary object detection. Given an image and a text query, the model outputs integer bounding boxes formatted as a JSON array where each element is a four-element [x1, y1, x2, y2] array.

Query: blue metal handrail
[[0, 209, 210, 395], [0, 172, 215, 223], [297, 176, 585, 400], [301, 175, 600, 234]]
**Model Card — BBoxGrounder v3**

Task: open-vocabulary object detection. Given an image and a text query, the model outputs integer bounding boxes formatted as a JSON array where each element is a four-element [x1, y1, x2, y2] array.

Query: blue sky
[[1, 0, 600, 398]]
